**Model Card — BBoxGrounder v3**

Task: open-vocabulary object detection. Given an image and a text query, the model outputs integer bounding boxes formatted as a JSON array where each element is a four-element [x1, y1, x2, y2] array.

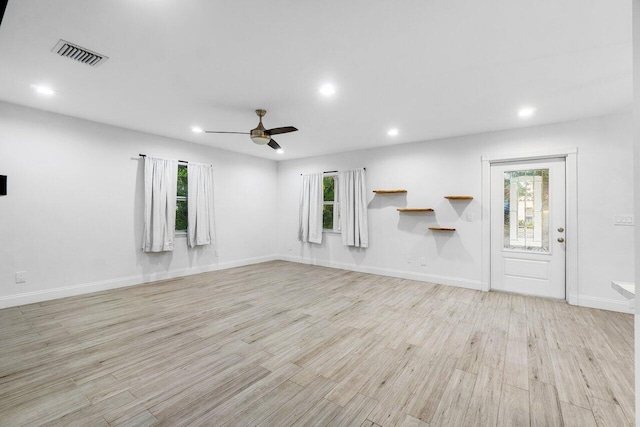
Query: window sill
[[323, 230, 342, 235], [175, 231, 187, 237]]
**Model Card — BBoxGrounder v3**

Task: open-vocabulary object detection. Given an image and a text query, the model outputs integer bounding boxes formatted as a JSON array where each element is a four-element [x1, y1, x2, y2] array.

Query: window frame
[[322, 173, 341, 233]]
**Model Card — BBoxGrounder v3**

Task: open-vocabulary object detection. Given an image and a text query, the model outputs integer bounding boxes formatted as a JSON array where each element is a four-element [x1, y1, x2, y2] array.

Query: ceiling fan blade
[[267, 139, 281, 150], [265, 126, 298, 135], [204, 130, 250, 134]]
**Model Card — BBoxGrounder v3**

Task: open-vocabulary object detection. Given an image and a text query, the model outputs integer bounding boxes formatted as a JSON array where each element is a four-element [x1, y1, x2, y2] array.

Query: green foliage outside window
[[323, 205, 334, 229], [323, 176, 337, 231], [176, 201, 188, 231], [323, 177, 334, 201], [176, 165, 188, 231], [177, 166, 188, 197]]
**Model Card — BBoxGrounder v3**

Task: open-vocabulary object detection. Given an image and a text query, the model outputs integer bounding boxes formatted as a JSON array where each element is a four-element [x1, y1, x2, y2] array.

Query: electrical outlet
[[15, 271, 26, 284], [420, 257, 427, 266], [406, 257, 411, 264], [466, 213, 473, 222], [614, 215, 634, 226]]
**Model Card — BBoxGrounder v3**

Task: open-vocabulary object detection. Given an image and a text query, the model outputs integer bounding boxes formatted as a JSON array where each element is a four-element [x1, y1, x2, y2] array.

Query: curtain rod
[[139, 154, 212, 166], [300, 168, 366, 176], [139, 153, 188, 164]]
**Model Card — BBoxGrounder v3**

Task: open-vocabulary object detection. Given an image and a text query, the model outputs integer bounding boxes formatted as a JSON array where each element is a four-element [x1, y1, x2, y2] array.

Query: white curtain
[[299, 173, 323, 244], [143, 157, 178, 252], [338, 168, 368, 248], [187, 163, 216, 248]]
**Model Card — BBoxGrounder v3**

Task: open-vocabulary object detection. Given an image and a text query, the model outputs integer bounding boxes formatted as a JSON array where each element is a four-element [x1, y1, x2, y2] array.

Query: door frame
[[481, 147, 578, 305]]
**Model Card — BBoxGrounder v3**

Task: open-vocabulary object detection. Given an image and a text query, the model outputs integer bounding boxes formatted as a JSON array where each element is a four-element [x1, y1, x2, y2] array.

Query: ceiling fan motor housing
[[250, 109, 270, 145]]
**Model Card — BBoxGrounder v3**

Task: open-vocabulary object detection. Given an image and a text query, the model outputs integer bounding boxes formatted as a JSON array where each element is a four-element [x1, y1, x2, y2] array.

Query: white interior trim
[[279, 255, 482, 291], [480, 147, 578, 163], [481, 148, 578, 305], [0, 255, 278, 309], [570, 293, 634, 314], [565, 150, 579, 305]]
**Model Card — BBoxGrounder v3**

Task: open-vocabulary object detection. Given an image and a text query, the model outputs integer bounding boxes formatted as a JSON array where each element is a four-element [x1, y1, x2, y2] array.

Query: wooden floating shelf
[[429, 227, 456, 231], [444, 195, 473, 200], [373, 189, 407, 194], [397, 208, 434, 212]]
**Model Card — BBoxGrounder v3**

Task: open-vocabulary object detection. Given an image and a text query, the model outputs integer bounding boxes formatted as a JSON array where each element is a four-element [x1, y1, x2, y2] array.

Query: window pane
[[177, 165, 188, 198], [323, 204, 334, 229], [503, 169, 549, 252], [323, 177, 334, 202], [176, 200, 188, 231]]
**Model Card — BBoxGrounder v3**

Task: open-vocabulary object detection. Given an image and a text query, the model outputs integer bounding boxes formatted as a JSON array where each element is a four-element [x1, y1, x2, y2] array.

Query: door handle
[[558, 227, 564, 232], [557, 237, 565, 243]]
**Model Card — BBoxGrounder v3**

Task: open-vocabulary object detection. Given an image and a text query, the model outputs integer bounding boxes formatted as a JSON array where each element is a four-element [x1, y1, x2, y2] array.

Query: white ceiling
[[0, 0, 632, 160]]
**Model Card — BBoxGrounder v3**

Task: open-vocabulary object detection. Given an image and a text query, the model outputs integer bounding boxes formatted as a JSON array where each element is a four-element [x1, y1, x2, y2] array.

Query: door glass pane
[[503, 169, 549, 252]]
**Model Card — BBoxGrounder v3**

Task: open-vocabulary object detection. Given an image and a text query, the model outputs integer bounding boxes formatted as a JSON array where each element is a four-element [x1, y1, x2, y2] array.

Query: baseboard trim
[[3, 255, 631, 315], [281, 256, 633, 314], [0, 255, 278, 309], [278, 255, 483, 291], [569, 293, 634, 314]]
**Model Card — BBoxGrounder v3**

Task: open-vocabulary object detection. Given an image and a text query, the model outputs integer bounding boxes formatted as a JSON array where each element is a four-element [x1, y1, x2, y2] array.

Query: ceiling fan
[[205, 109, 298, 151]]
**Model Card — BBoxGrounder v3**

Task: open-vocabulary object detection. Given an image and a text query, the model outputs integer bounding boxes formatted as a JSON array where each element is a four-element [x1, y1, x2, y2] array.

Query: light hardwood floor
[[0, 261, 634, 426]]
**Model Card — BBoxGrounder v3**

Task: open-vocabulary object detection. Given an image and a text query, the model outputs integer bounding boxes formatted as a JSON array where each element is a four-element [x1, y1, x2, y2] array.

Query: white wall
[[277, 113, 635, 313], [0, 101, 633, 314], [0, 101, 278, 307], [633, 0, 639, 422]]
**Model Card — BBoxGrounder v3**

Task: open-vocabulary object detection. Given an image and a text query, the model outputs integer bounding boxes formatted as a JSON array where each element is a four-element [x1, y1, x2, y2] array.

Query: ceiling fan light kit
[[250, 135, 271, 145], [205, 109, 297, 151]]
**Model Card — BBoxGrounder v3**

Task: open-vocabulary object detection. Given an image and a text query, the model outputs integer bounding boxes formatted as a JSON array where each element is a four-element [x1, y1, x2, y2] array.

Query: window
[[323, 174, 340, 232], [503, 168, 549, 252], [176, 165, 188, 232]]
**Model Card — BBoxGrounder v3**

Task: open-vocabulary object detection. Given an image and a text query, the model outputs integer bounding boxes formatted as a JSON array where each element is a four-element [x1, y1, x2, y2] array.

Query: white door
[[490, 159, 566, 299]]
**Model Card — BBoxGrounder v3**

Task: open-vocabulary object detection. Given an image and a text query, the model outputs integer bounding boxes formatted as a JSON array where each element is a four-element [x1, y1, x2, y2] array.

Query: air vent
[[51, 40, 108, 67]]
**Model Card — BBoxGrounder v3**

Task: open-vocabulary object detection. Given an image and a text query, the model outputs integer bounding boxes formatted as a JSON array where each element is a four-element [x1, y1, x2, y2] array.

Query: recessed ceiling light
[[276, 148, 284, 154], [387, 128, 399, 137], [31, 84, 55, 96], [191, 126, 203, 133], [319, 83, 336, 97], [518, 107, 536, 118]]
